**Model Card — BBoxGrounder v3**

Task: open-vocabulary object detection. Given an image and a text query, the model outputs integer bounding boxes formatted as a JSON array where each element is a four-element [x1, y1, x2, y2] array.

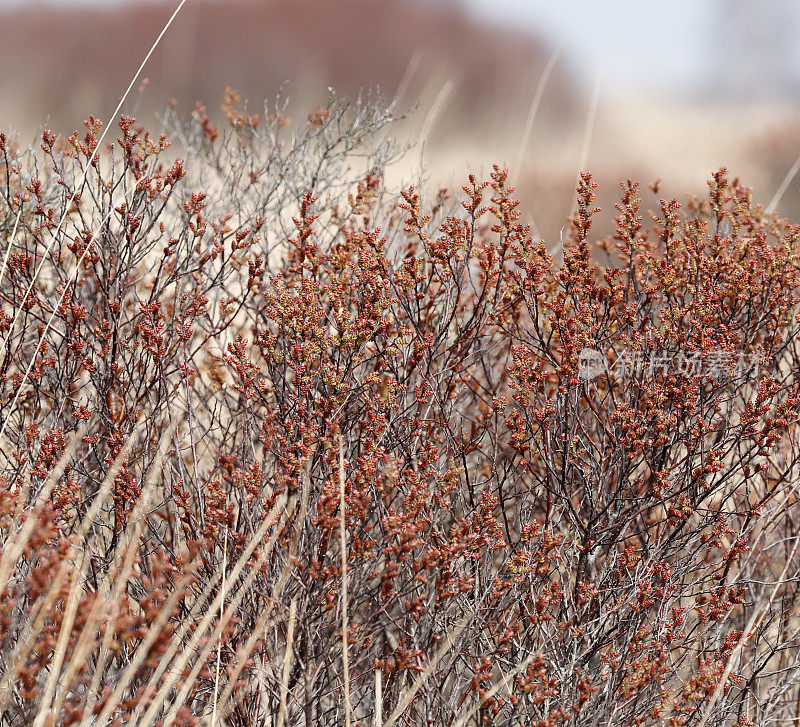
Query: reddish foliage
[[0, 96, 798, 726]]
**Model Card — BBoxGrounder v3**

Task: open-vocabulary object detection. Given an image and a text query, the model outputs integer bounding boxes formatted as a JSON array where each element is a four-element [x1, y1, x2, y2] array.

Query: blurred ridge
[[0, 0, 574, 134]]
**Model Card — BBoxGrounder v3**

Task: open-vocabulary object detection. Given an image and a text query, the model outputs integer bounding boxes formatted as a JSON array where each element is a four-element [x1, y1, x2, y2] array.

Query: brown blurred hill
[[0, 0, 573, 136]]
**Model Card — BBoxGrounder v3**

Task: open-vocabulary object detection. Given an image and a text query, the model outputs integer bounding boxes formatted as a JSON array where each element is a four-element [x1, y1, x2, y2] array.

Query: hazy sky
[[464, 0, 714, 93]]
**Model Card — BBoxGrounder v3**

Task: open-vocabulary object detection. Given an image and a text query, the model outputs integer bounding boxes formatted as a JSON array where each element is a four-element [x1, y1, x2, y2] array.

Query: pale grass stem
[[0, 205, 22, 292], [509, 41, 563, 242], [0, 425, 83, 595], [339, 435, 353, 727], [391, 49, 423, 111], [511, 41, 563, 181], [127, 557, 244, 724], [550, 64, 602, 258], [37, 431, 164, 726], [418, 80, 454, 150], [138, 495, 289, 727], [450, 652, 542, 727], [573, 65, 603, 210], [210, 524, 229, 727], [276, 598, 298, 727], [767, 149, 800, 213], [0, 0, 188, 361], [75, 425, 175, 725], [0, 205, 113, 443], [87, 569, 198, 727], [214, 457, 315, 724], [58, 498, 155, 722], [697, 522, 800, 727], [31, 545, 86, 727], [381, 614, 471, 727], [374, 667, 382, 727], [157, 537, 285, 727], [0, 418, 146, 716], [212, 607, 275, 723]]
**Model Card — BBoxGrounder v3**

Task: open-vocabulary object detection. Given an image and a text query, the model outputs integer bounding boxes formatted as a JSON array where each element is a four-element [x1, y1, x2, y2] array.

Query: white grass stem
[[418, 80, 454, 149], [511, 41, 563, 181], [0, 205, 22, 292], [277, 598, 298, 727], [0, 0, 188, 361], [767, 149, 800, 214], [210, 525, 229, 727], [339, 436, 352, 727], [0, 205, 112, 443]]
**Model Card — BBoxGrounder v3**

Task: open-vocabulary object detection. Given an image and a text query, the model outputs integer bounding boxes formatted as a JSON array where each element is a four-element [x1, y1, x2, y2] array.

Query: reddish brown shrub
[[0, 94, 799, 727]]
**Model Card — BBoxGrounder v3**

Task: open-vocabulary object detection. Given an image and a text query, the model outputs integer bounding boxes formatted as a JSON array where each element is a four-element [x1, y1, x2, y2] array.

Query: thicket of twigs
[[0, 90, 800, 727]]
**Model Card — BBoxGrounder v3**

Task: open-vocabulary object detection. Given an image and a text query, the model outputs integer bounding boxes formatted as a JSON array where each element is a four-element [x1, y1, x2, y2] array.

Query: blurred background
[[1, 0, 800, 242]]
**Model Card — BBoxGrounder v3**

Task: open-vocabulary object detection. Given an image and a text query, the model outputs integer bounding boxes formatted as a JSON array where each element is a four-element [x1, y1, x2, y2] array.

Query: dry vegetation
[[2, 3, 800, 726], [0, 86, 799, 726]]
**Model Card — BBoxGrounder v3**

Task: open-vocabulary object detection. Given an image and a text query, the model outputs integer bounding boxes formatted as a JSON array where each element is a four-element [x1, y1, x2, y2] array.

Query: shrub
[[0, 93, 799, 726]]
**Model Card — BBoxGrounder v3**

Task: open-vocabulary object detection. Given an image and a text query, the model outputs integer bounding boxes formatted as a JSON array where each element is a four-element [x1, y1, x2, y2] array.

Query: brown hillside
[[0, 0, 572, 135]]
